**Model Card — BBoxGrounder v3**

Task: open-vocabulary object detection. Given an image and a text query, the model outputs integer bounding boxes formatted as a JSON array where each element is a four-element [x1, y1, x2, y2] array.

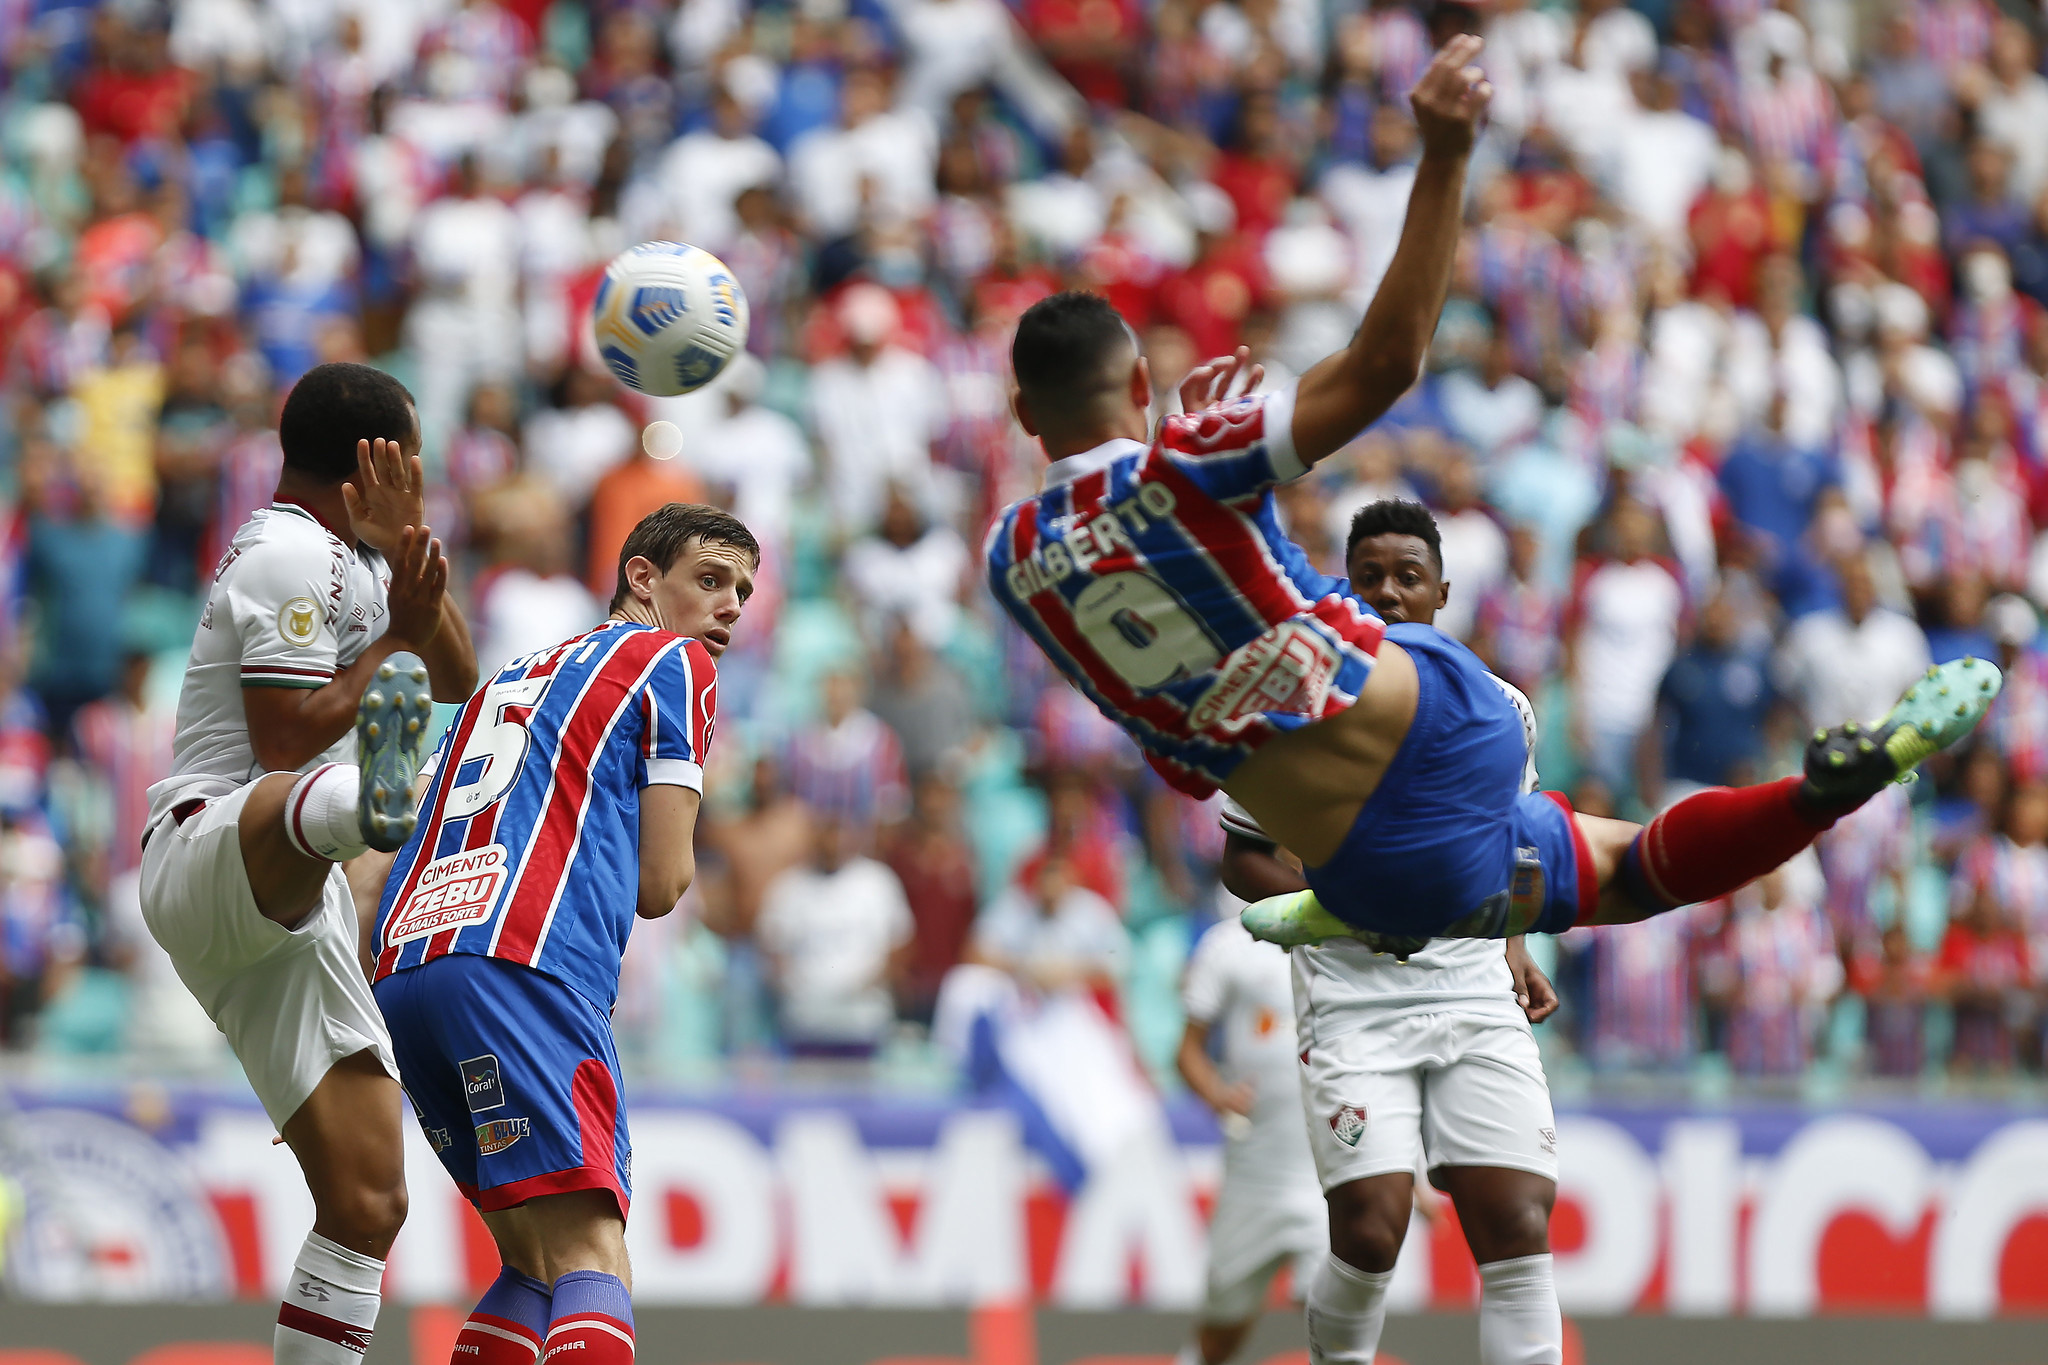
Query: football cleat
[[1240, 890, 1431, 960], [358, 653, 434, 852], [1802, 656, 2002, 811]]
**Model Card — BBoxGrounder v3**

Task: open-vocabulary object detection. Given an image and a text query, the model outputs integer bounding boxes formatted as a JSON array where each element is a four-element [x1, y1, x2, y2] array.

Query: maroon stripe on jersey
[[277, 1302, 373, 1354], [1145, 454, 1311, 621], [244, 663, 335, 678], [492, 630, 674, 965]]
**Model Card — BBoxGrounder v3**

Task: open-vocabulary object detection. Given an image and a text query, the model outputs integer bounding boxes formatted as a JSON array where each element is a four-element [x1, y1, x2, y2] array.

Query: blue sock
[[474, 1265, 552, 1332], [550, 1268, 634, 1329]]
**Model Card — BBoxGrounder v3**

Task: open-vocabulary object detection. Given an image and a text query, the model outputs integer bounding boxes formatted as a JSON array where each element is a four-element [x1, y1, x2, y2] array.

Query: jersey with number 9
[[370, 620, 716, 1010]]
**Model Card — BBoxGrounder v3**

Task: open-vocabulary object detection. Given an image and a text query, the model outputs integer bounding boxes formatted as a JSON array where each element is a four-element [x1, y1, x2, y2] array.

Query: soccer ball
[[590, 241, 751, 396]]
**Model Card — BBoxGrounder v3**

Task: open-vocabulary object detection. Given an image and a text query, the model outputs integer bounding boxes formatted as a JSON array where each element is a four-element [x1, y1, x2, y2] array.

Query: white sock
[[283, 764, 366, 863], [1478, 1253, 1562, 1365], [1174, 1345, 1205, 1365], [275, 1231, 383, 1362], [1305, 1253, 1394, 1364]]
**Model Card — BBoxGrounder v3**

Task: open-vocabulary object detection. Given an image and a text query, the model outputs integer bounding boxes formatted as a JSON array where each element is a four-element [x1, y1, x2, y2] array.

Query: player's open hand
[[1409, 34, 1492, 160], [384, 524, 448, 653], [343, 436, 428, 557], [1505, 936, 1559, 1024], [1177, 346, 1265, 415]]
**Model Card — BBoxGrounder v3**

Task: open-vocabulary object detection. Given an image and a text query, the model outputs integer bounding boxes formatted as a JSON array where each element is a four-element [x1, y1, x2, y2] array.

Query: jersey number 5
[[445, 673, 553, 819]]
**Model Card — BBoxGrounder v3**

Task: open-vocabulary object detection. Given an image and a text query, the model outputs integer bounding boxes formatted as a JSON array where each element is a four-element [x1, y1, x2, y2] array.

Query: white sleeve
[[1181, 921, 1233, 1024], [230, 535, 343, 690], [1218, 796, 1277, 846], [1491, 675, 1542, 793]]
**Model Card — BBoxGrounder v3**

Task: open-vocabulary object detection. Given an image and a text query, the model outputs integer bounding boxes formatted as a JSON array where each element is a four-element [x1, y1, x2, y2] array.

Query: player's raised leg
[[1246, 656, 2003, 946]]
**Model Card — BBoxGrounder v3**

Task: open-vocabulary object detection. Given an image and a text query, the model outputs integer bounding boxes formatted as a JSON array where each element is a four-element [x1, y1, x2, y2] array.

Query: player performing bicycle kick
[[983, 34, 2000, 966]]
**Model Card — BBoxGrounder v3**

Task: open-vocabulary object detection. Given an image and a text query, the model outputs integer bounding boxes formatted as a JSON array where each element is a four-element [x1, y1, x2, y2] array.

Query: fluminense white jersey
[[146, 503, 390, 830], [1182, 914, 1317, 1191], [1220, 671, 1541, 1042]]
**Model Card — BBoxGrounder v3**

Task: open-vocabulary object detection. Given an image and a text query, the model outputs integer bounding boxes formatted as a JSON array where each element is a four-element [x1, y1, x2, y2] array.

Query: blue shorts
[[1303, 625, 1593, 937], [374, 953, 632, 1216]]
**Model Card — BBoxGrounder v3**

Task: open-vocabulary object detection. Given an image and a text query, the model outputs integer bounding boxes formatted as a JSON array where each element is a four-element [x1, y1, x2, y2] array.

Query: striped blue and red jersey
[[372, 620, 716, 1010], [984, 385, 1386, 798]]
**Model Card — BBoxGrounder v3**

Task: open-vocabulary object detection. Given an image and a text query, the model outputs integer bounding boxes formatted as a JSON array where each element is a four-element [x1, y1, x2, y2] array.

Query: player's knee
[[321, 1175, 409, 1251], [1465, 1197, 1551, 1263], [1327, 1198, 1406, 1274]]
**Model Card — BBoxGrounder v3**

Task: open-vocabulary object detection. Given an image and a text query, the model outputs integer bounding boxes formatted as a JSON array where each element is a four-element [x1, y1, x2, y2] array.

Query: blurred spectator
[[1567, 496, 1685, 802], [1776, 549, 1932, 733], [808, 285, 950, 534], [883, 771, 980, 1025], [471, 480, 603, 678], [1471, 523, 1562, 701], [524, 363, 636, 511], [869, 617, 977, 782], [703, 754, 813, 940], [841, 483, 970, 649], [1438, 309, 1544, 462], [757, 810, 913, 1057], [25, 459, 145, 733], [690, 355, 811, 551], [787, 67, 938, 240], [1939, 876, 2032, 1075], [787, 669, 911, 831], [584, 424, 706, 598], [147, 334, 231, 592], [969, 850, 1125, 997], [1645, 587, 1777, 800], [1713, 855, 1843, 1078], [1431, 454, 1507, 641], [1855, 925, 1936, 1078]]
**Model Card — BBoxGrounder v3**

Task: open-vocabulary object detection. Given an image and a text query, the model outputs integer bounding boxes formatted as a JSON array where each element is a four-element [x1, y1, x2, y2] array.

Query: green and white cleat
[[1803, 656, 2003, 810], [357, 651, 435, 853], [1240, 890, 1432, 960]]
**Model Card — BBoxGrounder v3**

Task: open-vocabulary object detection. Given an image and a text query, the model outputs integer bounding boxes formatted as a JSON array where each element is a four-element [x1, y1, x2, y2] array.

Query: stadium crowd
[[3, 0, 2048, 1094]]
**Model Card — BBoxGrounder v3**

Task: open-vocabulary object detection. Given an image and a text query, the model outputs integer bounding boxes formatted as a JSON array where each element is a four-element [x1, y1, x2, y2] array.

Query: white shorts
[[1202, 1172, 1327, 1322], [139, 780, 396, 1130], [1301, 1011, 1557, 1192]]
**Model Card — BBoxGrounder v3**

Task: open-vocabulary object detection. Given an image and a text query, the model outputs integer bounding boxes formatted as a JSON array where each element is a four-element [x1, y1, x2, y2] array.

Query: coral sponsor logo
[[476, 1117, 531, 1155], [386, 845, 509, 943]]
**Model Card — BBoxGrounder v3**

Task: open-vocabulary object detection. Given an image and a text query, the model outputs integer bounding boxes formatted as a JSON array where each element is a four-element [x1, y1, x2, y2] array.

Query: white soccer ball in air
[[590, 241, 751, 396]]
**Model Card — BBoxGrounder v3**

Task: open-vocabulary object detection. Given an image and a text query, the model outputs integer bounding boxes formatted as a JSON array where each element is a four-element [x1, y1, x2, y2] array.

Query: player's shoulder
[[219, 507, 346, 587], [1489, 674, 1536, 724]]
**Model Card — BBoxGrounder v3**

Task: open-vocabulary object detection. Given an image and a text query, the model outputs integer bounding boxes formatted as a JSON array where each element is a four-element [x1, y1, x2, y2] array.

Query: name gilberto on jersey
[[1005, 482, 1180, 599]]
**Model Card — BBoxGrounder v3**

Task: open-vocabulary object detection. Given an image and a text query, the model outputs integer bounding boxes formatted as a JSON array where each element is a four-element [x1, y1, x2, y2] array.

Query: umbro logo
[[296, 1279, 331, 1302]]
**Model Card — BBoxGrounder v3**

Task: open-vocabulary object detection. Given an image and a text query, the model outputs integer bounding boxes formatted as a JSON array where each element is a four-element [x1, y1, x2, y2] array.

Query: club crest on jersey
[[386, 846, 510, 944], [277, 597, 320, 647], [1329, 1105, 1368, 1147], [460, 1054, 505, 1112], [1190, 621, 1339, 732], [475, 1117, 530, 1155]]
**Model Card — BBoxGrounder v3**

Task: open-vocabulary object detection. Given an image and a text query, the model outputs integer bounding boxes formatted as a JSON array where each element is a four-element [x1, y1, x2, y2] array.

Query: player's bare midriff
[[1222, 640, 1420, 868]]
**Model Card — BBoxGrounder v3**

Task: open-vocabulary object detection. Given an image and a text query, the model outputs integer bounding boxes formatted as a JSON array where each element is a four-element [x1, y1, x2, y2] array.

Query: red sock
[[1623, 776, 1834, 910], [542, 1313, 633, 1362], [454, 1311, 544, 1363]]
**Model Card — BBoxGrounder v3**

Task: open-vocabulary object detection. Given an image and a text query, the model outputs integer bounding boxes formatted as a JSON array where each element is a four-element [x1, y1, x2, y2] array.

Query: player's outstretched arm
[[1288, 35, 1492, 468], [245, 525, 449, 772], [345, 437, 479, 701], [637, 783, 701, 918]]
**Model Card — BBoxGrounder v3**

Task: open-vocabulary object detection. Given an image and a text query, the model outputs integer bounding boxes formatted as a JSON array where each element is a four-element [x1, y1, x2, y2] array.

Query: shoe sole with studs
[[357, 652, 434, 853], [1806, 656, 2003, 807]]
